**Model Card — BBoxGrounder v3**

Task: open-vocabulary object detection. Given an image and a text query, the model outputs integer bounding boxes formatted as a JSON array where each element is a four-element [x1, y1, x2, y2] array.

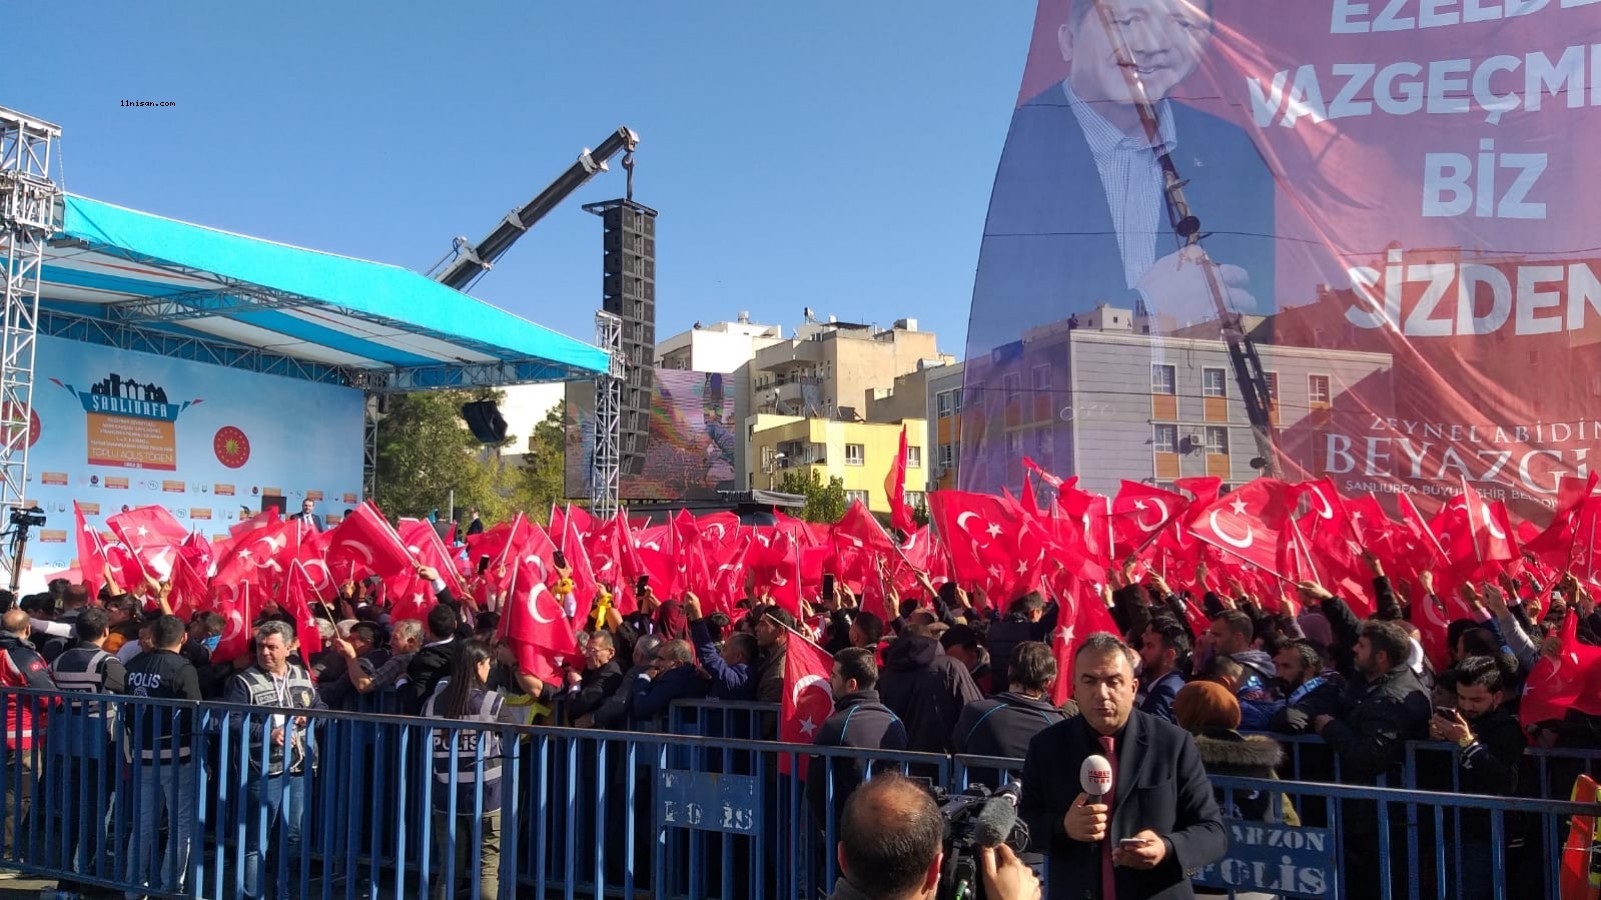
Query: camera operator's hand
[[981, 843, 1041, 900], [1064, 792, 1109, 843]]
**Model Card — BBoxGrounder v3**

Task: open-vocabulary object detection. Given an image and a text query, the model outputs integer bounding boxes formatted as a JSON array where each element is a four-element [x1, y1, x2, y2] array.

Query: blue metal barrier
[[0, 687, 1596, 900]]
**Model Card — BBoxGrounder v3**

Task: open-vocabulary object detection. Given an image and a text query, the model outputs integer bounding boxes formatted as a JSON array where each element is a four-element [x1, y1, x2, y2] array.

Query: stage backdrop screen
[[21, 335, 363, 579], [564, 368, 746, 502], [961, 0, 1601, 521]]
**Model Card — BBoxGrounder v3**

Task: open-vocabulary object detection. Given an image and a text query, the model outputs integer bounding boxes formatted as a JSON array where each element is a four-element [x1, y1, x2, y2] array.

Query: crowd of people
[[2, 489, 1598, 899]]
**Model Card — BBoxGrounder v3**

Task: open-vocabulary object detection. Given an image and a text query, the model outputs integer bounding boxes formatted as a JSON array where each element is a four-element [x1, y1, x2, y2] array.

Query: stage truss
[[0, 106, 61, 592], [591, 311, 623, 520]]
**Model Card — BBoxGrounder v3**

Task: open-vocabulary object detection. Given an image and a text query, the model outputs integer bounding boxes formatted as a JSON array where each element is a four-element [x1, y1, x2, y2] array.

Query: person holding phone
[[1426, 655, 1525, 900]]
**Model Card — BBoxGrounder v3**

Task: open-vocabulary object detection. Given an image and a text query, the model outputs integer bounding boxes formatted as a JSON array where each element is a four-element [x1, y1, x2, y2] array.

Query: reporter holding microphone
[[1021, 633, 1225, 899]]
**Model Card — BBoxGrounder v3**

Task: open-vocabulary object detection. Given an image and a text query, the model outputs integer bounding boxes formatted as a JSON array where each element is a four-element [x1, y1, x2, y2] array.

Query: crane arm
[[434, 126, 639, 291]]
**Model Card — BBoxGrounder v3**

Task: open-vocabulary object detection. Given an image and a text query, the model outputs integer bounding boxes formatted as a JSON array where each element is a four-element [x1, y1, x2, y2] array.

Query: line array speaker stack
[[586, 198, 658, 478]]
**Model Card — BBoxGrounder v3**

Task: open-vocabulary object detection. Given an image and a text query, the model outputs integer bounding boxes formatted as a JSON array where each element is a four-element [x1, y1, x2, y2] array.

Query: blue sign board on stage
[[1192, 820, 1337, 898], [657, 770, 759, 835]]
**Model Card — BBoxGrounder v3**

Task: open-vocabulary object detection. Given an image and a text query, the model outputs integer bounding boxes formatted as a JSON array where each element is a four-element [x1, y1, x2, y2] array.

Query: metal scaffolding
[[0, 106, 61, 591], [590, 311, 624, 520]]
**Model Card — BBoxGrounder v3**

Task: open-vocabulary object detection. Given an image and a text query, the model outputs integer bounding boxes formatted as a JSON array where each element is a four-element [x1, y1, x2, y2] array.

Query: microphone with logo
[[1079, 754, 1114, 851]]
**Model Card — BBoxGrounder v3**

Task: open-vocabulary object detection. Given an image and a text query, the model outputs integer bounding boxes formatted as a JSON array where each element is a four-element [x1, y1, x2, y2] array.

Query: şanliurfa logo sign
[[50, 373, 201, 471]]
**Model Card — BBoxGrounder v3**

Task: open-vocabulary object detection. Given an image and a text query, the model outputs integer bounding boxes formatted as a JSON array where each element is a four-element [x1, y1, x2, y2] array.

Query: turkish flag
[[230, 508, 281, 541], [179, 530, 215, 578], [290, 528, 337, 603], [1525, 474, 1599, 573], [1187, 479, 1299, 578], [885, 425, 914, 535], [753, 530, 803, 618], [210, 580, 260, 666], [167, 553, 208, 623], [928, 491, 1029, 598], [779, 626, 836, 776], [1521, 613, 1601, 730], [73, 502, 109, 596], [398, 518, 467, 599], [562, 514, 600, 626], [500, 555, 576, 685], [704, 532, 751, 615], [1044, 587, 1118, 708], [326, 502, 414, 582], [107, 506, 187, 580], [1110, 481, 1189, 558], [283, 561, 325, 658], [211, 517, 292, 600]]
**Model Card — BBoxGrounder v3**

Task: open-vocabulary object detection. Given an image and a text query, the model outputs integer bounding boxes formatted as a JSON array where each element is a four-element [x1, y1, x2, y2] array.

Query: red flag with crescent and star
[[1187, 479, 1298, 579], [1110, 481, 1189, 559], [779, 624, 835, 777], [73, 501, 110, 597], [499, 553, 576, 686], [325, 502, 414, 582]]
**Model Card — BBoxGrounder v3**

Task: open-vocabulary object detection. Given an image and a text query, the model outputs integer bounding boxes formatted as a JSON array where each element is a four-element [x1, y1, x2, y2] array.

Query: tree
[[373, 390, 512, 522], [511, 401, 568, 522], [775, 468, 848, 523]]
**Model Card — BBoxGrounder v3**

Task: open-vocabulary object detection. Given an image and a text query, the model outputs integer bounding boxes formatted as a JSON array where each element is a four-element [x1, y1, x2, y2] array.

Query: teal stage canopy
[[40, 195, 609, 390]]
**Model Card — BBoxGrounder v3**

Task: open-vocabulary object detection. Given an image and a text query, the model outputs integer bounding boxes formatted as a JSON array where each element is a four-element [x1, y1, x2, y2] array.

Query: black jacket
[[806, 690, 907, 828], [954, 691, 1065, 762], [567, 660, 623, 721], [1317, 666, 1432, 783], [1021, 711, 1226, 900], [399, 639, 456, 715], [985, 615, 1046, 692], [878, 634, 983, 754]]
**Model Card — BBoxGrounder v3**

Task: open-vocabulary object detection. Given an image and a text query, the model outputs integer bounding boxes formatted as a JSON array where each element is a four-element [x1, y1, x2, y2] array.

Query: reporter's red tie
[[1100, 734, 1118, 900]]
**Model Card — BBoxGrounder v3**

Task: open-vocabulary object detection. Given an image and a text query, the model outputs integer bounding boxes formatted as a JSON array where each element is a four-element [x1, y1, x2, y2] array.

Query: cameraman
[[829, 771, 1040, 900]]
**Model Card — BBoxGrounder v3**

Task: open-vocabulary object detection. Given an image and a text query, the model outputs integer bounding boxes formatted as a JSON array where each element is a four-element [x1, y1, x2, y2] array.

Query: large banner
[[564, 368, 746, 502], [21, 335, 363, 579], [962, 0, 1600, 520]]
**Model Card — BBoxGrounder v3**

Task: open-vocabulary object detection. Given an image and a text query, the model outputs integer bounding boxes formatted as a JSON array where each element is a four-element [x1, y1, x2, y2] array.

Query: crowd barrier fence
[[0, 690, 1596, 900]]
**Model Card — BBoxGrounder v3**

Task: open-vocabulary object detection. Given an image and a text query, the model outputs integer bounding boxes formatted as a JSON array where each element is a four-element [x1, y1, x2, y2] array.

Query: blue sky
[[14, 2, 1037, 357]]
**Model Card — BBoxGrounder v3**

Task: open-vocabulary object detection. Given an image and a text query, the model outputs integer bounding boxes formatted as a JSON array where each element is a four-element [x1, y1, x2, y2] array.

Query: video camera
[[933, 780, 1033, 900]]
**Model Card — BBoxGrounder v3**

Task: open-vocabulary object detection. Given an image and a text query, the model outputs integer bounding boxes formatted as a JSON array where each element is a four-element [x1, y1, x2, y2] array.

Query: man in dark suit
[[1021, 632, 1225, 900], [292, 498, 323, 531], [961, 0, 1276, 491]]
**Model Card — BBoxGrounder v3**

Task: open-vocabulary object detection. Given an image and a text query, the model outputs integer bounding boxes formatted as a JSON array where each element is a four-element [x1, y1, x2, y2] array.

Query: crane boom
[[433, 126, 639, 291], [1090, 2, 1278, 475]]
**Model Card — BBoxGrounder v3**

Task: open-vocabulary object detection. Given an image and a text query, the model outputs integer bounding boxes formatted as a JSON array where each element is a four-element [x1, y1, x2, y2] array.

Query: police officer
[[0, 607, 53, 860], [123, 614, 201, 896], [47, 607, 125, 882], [224, 620, 325, 900]]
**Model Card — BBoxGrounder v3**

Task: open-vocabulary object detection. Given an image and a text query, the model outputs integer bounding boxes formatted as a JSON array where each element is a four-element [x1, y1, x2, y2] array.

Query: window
[[1154, 424, 1179, 453], [1032, 364, 1052, 390], [845, 443, 866, 466], [906, 445, 922, 468], [1309, 374, 1332, 407], [937, 444, 954, 469], [1152, 364, 1176, 395], [936, 391, 954, 417], [845, 489, 870, 505], [1006, 432, 1023, 456], [1202, 368, 1227, 398], [952, 388, 962, 412], [1264, 371, 1279, 402], [904, 490, 926, 509], [1204, 426, 1230, 456], [1003, 372, 1023, 403], [1035, 429, 1055, 459]]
